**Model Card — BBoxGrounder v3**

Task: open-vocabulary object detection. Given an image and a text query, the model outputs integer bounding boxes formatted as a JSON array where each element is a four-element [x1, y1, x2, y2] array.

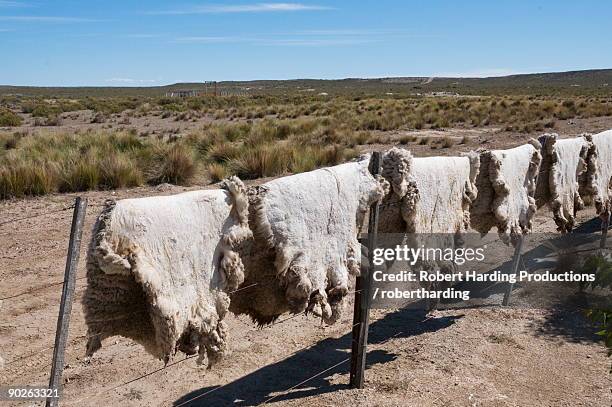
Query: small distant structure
[[165, 81, 219, 98], [165, 89, 200, 98], [427, 91, 460, 97], [164, 82, 253, 98]]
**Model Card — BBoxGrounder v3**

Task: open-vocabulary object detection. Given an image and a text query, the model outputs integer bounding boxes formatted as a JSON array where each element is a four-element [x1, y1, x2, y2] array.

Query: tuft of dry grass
[[0, 160, 57, 199], [441, 136, 455, 148], [398, 134, 417, 144], [207, 142, 242, 163], [99, 154, 143, 188], [149, 144, 195, 185], [228, 143, 289, 179], [0, 133, 21, 150], [59, 157, 100, 192], [206, 162, 230, 182]]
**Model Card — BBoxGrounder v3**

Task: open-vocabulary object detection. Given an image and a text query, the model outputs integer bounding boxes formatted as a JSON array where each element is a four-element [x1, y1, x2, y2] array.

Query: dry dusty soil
[[1, 124, 612, 406]]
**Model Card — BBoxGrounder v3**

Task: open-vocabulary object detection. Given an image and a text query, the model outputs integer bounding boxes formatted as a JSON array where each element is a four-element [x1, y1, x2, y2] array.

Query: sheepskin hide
[[378, 148, 480, 300], [471, 141, 542, 244], [534, 135, 554, 209], [231, 156, 387, 326], [377, 147, 416, 234], [583, 130, 612, 216], [403, 154, 479, 234], [537, 134, 590, 232], [83, 177, 251, 367], [379, 147, 479, 235]]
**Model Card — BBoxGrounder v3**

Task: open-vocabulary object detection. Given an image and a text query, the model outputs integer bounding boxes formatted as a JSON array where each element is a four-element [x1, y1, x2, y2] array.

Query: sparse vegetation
[[0, 109, 22, 127], [441, 136, 455, 148], [0, 118, 360, 199], [581, 255, 612, 372], [2, 76, 612, 200]]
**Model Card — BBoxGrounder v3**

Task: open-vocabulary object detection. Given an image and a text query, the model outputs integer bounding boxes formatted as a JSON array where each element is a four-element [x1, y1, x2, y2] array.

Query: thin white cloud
[[0, 16, 99, 22], [175, 36, 247, 43], [150, 3, 332, 15], [106, 78, 160, 84], [174, 35, 375, 46], [262, 38, 376, 46], [0, 1, 30, 7], [295, 29, 417, 36], [292, 28, 442, 39], [169, 27, 438, 46], [124, 33, 163, 39]]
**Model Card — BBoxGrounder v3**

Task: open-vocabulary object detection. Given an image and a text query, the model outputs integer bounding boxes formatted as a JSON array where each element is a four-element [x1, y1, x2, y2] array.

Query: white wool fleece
[[84, 177, 251, 367], [252, 156, 387, 324], [585, 130, 612, 215], [401, 154, 479, 234], [472, 141, 542, 244], [540, 135, 590, 233], [378, 148, 479, 311]]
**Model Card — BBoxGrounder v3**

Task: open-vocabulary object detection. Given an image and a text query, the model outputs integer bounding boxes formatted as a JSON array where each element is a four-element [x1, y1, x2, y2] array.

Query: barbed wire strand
[[0, 204, 76, 228], [3, 309, 148, 367], [0, 276, 87, 301], [3, 280, 297, 367]]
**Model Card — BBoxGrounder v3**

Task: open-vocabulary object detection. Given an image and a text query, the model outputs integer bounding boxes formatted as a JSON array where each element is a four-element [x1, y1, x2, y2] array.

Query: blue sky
[[0, 0, 611, 86]]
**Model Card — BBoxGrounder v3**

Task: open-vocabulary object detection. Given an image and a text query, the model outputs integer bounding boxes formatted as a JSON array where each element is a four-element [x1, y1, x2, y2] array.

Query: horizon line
[[1, 67, 611, 88]]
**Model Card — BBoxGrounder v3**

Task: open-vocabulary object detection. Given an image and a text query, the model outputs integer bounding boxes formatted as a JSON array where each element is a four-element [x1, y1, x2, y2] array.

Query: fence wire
[[0, 276, 87, 301], [2, 192, 610, 405], [0, 204, 76, 228]]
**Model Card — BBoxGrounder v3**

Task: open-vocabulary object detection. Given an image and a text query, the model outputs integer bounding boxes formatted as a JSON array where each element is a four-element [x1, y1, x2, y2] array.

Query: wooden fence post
[[350, 152, 381, 389], [46, 197, 87, 407]]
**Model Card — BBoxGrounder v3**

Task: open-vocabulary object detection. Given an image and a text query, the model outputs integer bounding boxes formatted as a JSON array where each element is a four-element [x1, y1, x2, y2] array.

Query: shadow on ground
[[174, 309, 462, 406], [526, 290, 609, 344], [175, 216, 609, 406]]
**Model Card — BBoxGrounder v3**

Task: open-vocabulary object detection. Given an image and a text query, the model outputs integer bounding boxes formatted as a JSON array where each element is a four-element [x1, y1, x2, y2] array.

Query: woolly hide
[[83, 177, 251, 366], [538, 134, 590, 233], [232, 157, 387, 325], [378, 148, 480, 303], [471, 141, 542, 244], [379, 147, 479, 235], [583, 130, 612, 216], [402, 154, 480, 234], [534, 135, 555, 209]]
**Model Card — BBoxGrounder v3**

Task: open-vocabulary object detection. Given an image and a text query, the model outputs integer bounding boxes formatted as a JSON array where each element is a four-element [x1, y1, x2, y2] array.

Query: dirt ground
[[1, 122, 611, 406]]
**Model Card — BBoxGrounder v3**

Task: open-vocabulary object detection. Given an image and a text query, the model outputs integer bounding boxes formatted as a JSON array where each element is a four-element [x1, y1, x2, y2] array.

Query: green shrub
[[0, 109, 23, 127]]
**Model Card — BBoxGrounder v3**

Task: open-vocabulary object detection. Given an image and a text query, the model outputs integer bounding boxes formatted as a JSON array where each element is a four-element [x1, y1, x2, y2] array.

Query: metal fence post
[[46, 197, 87, 407]]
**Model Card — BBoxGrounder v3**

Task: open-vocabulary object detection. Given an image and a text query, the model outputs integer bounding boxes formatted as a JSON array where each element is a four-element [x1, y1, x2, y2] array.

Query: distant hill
[[1, 69, 611, 98]]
